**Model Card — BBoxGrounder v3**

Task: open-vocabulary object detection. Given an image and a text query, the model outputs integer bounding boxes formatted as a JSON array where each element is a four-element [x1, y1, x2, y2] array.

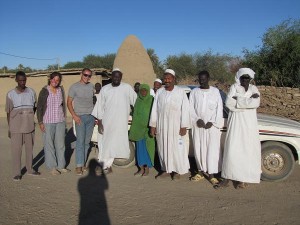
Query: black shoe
[[27, 171, 41, 176], [13, 175, 22, 181]]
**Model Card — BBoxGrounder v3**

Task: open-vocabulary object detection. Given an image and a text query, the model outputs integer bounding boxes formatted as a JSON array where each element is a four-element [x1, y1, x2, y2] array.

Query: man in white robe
[[189, 71, 223, 185], [218, 68, 261, 189], [149, 69, 190, 180], [150, 78, 162, 97], [95, 68, 137, 173]]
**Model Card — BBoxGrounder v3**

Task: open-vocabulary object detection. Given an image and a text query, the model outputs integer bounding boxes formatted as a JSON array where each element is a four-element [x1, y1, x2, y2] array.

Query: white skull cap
[[154, 78, 162, 83], [112, 68, 122, 73], [164, 69, 175, 76]]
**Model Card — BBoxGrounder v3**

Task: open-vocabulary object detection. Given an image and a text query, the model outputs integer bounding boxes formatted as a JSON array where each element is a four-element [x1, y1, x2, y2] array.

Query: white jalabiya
[[150, 88, 155, 97], [91, 96, 108, 167], [189, 86, 223, 174], [149, 86, 190, 174], [93, 82, 137, 168], [221, 83, 261, 183]]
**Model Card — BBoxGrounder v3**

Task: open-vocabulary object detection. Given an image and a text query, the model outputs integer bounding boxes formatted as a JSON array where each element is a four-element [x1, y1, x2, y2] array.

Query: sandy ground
[[1, 118, 300, 225]]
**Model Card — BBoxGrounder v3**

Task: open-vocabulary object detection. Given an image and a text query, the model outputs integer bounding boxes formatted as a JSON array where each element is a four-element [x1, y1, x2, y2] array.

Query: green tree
[[164, 53, 197, 81], [47, 64, 59, 70], [63, 61, 84, 69], [194, 51, 235, 83], [99, 53, 115, 69], [147, 48, 164, 77], [83, 54, 102, 68], [243, 19, 300, 87], [164, 51, 236, 83], [17, 64, 24, 71]]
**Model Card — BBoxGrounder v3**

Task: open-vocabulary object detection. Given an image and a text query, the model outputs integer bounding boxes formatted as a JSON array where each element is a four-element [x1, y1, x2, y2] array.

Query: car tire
[[113, 141, 136, 168], [261, 141, 295, 182]]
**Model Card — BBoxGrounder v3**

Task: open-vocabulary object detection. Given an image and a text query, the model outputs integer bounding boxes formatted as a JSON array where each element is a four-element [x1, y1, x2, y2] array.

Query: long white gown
[[149, 86, 190, 175], [95, 83, 137, 160], [189, 86, 223, 174], [221, 83, 261, 183], [91, 95, 104, 162]]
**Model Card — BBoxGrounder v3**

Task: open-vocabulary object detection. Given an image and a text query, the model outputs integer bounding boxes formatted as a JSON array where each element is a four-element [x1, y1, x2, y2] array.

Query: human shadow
[[78, 159, 110, 225], [21, 149, 45, 175]]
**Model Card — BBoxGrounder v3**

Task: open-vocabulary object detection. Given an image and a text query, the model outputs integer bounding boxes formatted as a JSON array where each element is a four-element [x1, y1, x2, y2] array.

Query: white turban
[[164, 69, 175, 76], [235, 68, 255, 84], [154, 78, 162, 84]]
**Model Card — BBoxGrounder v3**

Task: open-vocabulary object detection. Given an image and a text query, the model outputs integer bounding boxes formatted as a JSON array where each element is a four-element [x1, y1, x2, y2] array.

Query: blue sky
[[0, 0, 299, 70]]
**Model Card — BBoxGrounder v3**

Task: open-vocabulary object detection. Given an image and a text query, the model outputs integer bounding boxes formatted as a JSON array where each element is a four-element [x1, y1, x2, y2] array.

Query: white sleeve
[[149, 92, 158, 128]]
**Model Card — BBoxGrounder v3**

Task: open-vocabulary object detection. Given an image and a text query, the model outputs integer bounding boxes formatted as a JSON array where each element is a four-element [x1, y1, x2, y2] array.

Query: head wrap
[[235, 68, 255, 84], [154, 78, 162, 84], [138, 84, 151, 100], [164, 69, 175, 76], [129, 83, 155, 165]]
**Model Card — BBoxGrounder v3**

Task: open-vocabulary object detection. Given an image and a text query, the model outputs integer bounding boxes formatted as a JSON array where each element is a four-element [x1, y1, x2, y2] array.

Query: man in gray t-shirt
[[67, 68, 95, 175]]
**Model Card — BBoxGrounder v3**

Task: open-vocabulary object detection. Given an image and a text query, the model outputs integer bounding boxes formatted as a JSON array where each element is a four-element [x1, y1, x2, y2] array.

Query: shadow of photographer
[[78, 159, 110, 225]]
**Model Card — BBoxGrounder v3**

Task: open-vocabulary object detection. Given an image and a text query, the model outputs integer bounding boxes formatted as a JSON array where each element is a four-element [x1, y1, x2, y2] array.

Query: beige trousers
[[10, 132, 35, 176]]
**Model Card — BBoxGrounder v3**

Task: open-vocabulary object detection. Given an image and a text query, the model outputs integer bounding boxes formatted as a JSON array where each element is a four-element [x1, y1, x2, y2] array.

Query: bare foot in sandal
[[190, 173, 204, 182]]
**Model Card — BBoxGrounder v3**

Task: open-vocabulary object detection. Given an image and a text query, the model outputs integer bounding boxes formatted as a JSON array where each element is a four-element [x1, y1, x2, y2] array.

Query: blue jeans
[[44, 121, 66, 170], [75, 115, 94, 167]]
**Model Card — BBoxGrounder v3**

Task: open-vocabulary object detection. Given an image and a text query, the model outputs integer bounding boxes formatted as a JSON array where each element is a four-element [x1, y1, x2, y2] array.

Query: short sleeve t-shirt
[[68, 81, 94, 115], [6, 87, 36, 133]]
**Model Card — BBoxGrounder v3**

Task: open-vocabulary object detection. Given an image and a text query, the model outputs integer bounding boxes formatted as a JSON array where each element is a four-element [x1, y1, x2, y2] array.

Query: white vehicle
[[82, 85, 300, 182]]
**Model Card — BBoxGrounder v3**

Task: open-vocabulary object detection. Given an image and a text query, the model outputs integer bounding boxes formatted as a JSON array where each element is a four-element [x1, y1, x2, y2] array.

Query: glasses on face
[[83, 74, 92, 78]]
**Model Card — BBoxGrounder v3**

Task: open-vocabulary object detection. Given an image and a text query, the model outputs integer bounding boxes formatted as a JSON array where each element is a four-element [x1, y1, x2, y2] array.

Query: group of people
[[6, 67, 261, 189]]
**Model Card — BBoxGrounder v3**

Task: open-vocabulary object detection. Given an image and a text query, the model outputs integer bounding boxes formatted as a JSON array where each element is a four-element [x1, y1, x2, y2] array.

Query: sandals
[[209, 177, 219, 185], [190, 173, 204, 182], [214, 179, 230, 189]]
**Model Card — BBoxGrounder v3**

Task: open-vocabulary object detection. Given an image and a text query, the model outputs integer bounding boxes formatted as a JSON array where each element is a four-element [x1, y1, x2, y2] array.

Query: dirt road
[[0, 118, 299, 225]]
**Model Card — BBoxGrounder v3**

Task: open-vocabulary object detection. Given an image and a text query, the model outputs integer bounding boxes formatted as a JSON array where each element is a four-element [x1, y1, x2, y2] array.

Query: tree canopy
[[243, 19, 300, 87]]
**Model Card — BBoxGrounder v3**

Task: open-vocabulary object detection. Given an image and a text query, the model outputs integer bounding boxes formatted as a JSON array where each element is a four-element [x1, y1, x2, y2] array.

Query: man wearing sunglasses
[[67, 68, 95, 175], [216, 68, 261, 189]]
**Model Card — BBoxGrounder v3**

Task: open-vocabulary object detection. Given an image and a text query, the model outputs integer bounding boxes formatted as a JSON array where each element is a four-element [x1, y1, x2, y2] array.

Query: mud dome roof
[[113, 35, 156, 86]]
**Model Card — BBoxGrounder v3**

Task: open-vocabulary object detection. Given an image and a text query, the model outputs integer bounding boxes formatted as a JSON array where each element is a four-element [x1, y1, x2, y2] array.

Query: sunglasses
[[83, 74, 92, 78], [240, 76, 251, 80]]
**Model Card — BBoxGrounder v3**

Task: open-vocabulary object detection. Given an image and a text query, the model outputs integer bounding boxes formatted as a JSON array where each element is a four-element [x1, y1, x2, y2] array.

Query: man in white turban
[[149, 69, 190, 180], [150, 78, 162, 96], [216, 68, 261, 189]]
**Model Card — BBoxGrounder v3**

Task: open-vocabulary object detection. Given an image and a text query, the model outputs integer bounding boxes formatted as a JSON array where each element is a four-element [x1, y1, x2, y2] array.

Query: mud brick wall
[[257, 86, 300, 122]]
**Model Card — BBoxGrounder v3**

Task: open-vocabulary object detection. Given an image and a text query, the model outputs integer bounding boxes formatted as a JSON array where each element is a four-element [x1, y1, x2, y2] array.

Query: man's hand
[[73, 114, 81, 125], [150, 127, 156, 137], [196, 119, 205, 128], [251, 93, 260, 98], [205, 122, 213, 129], [39, 123, 45, 132], [179, 127, 187, 136], [98, 120, 104, 134]]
